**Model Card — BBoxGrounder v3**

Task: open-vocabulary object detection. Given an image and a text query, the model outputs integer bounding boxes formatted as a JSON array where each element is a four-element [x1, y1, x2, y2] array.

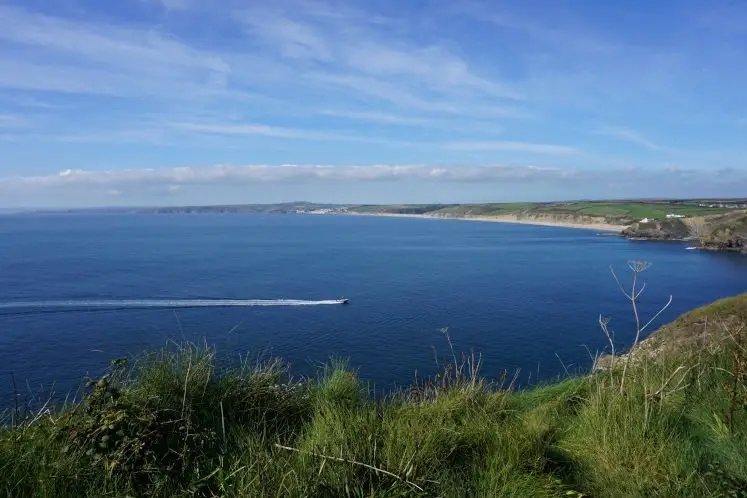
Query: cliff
[[422, 211, 618, 228], [699, 212, 747, 252], [622, 210, 747, 253], [621, 218, 691, 240], [478, 212, 614, 227]]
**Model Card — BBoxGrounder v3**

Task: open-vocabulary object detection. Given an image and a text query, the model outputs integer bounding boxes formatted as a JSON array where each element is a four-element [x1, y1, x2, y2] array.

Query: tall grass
[[2, 292, 747, 496]]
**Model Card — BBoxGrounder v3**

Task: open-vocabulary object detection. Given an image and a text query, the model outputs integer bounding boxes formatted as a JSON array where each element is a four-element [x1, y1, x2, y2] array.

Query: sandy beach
[[346, 212, 626, 232]]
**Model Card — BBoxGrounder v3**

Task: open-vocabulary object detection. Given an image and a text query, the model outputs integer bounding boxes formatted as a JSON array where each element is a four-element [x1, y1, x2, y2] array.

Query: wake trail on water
[[0, 299, 346, 311]]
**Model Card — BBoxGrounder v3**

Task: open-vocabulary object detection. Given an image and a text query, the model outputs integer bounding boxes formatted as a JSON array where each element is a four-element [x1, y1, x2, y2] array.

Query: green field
[[2, 295, 747, 497], [530, 201, 735, 221], [350, 200, 746, 224]]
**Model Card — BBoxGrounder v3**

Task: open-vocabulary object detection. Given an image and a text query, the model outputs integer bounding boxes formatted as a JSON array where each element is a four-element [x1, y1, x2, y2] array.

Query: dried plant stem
[[608, 261, 673, 393], [274, 444, 425, 492]]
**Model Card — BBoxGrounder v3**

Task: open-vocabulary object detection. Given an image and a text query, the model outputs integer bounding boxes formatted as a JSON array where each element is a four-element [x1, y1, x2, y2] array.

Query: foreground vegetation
[[2, 292, 747, 497]]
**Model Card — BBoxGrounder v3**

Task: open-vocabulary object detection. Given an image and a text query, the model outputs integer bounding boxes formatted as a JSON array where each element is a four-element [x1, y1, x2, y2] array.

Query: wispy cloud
[[317, 110, 514, 134], [0, 94, 63, 109], [237, 3, 522, 104], [241, 10, 334, 62], [168, 121, 422, 147], [457, 1, 619, 55], [593, 126, 674, 153], [319, 110, 435, 126], [0, 114, 26, 126], [0, 5, 232, 98], [0, 6, 227, 72], [443, 141, 577, 155], [0, 1, 526, 147], [171, 122, 343, 140], [148, 0, 193, 11], [168, 121, 572, 153]]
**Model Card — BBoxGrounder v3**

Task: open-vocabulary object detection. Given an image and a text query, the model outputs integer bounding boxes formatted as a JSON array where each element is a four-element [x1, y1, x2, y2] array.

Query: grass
[[3, 298, 747, 497]]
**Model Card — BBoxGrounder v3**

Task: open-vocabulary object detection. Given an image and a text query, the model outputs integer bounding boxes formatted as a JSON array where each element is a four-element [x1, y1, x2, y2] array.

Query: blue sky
[[0, 0, 746, 207]]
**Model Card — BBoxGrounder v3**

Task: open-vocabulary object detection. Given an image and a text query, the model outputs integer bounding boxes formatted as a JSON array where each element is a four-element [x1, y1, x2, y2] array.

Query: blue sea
[[1, 213, 746, 404]]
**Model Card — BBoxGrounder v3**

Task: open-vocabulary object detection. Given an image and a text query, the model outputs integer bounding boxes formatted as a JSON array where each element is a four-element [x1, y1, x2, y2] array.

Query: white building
[[640, 217, 654, 223], [666, 213, 685, 219]]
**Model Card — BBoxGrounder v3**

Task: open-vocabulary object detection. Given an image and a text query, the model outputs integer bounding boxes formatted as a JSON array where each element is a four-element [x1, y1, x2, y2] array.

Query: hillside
[[350, 200, 743, 226], [597, 294, 747, 368], [141, 202, 345, 215], [2, 296, 747, 497]]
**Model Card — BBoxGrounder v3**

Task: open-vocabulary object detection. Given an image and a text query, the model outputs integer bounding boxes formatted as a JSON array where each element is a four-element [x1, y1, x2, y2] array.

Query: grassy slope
[[631, 294, 747, 358], [350, 201, 737, 224], [2, 298, 747, 497]]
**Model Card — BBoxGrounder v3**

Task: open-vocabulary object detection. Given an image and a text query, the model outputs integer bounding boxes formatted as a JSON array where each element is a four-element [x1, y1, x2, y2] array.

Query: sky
[[0, 0, 746, 208]]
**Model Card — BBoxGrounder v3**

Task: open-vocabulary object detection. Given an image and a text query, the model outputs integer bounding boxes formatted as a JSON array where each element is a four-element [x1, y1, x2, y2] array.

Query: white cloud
[[0, 164, 576, 191], [2, 163, 745, 207], [4, 164, 736, 194]]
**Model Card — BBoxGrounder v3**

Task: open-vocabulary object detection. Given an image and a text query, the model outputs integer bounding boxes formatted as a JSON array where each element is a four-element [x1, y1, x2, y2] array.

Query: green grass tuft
[[3, 296, 747, 497]]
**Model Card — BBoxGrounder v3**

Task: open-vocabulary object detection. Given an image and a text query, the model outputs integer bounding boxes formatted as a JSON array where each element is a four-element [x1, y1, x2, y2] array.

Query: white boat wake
[[0, 299, 347, 310]]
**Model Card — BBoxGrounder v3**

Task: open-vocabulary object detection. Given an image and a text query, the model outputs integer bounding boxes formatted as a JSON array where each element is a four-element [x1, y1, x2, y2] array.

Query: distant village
[[698, 202, 747, 209], [295, 207, 350, 215]]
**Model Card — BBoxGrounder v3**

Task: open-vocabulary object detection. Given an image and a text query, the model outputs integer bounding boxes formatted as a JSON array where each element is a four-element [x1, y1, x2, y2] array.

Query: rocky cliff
[[622, 210, 747, 253], [489, 213, 614, 227], [621, 218, 691, 240], [699, 212, 747, 252]]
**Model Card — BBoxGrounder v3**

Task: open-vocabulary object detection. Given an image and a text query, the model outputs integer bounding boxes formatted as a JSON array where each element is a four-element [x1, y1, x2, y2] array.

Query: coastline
[[345, 212, 626, 232]]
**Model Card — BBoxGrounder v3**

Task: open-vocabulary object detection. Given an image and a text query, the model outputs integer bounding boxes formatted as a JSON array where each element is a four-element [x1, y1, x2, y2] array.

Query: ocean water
[[1, 213, 746, 403]]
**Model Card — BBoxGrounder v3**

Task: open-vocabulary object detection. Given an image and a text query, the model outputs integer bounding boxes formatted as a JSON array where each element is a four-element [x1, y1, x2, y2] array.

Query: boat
[[341, 298, 349, 305]]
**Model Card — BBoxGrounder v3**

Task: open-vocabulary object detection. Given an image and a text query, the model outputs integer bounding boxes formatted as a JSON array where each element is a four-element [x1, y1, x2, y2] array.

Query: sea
[[1, 213, 746, 405]]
